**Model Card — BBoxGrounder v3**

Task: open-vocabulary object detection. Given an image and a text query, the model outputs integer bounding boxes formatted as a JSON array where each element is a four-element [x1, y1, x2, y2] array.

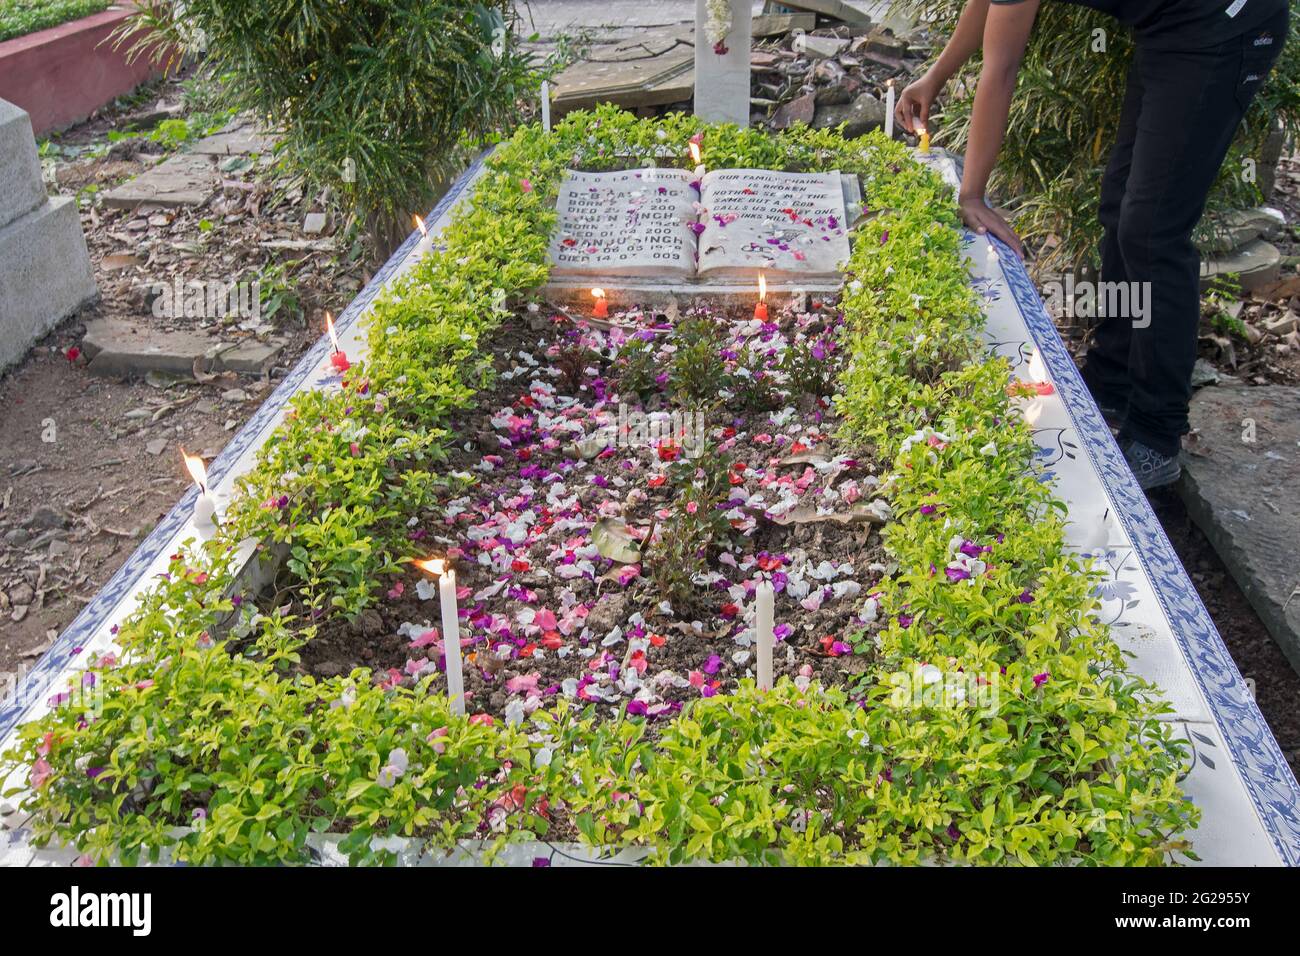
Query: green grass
[[0, 0, 111, 43]]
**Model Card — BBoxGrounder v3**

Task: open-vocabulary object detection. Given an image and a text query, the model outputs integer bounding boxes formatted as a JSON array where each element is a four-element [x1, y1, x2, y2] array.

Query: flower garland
[[704, 0, 732, 55]]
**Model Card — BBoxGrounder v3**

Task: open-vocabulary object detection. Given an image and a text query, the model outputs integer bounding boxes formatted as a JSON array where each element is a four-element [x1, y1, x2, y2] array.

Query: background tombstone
[[0, 97, 97, 372], [694, 0, 753, 126]]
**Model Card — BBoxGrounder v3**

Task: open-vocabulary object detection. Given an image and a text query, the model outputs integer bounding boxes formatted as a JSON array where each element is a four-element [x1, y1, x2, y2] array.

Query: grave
[[1, 9, 1296, 868], [0, 97, 97, 372]]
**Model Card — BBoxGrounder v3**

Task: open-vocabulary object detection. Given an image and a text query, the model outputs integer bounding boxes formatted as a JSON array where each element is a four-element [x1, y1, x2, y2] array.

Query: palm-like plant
[[114, 1, 536, 255]]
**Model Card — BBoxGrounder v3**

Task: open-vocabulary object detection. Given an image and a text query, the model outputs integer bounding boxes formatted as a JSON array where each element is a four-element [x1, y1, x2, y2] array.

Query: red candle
[[753, 273, 768, 321], [592, 288, 609, 319], [326, 313, 350, 371]]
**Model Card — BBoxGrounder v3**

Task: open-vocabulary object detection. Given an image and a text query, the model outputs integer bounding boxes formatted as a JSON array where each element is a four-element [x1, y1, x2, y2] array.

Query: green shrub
[[895, 1, 1300, 274], [114, 0, 536, 254], [0, 0, 109, 43]]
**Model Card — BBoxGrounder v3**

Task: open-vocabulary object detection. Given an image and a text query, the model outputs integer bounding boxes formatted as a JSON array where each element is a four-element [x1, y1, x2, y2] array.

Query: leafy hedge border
[[3, 107, 1195, 866]]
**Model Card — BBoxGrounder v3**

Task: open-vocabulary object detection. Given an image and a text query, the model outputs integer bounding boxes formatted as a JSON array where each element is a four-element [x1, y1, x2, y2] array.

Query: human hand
[[895, 75, 939, 136], [958, 195, 1024, 260]]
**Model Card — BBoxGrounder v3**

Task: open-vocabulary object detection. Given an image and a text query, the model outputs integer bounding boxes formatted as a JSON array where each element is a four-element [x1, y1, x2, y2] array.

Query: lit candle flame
[[591, 288, 606, 301], [689, 142, 701, 166], [181, 447, 208, 493], [325, 312, 340, 353], [413, 214, 427, 237], [758, 273, 767, 302], [414, 557, 446, 577]]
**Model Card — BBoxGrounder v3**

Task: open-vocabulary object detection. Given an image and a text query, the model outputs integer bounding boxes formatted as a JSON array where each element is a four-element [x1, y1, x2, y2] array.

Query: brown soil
[[287, 297, 887, 724], [0, 71, 370, 690]]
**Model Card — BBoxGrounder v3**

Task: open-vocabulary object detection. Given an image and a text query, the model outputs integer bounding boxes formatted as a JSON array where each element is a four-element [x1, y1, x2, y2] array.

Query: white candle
[[194, 492, 217, 530], [541, 80, 551, 132], [417, 558, 466, 715], [440, 568, 466, 715], [884, 80, 895, 139], [755, 580, 775, 691], [181, 449, 219, 532]]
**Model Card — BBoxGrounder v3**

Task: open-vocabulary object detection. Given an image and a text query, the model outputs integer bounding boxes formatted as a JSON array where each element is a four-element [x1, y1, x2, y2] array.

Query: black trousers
[[1081, 9, 1289, 457]]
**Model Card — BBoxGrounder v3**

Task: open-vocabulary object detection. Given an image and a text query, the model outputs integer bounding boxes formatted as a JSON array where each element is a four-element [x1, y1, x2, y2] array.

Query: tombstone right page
[[696, 169, 851, 278]]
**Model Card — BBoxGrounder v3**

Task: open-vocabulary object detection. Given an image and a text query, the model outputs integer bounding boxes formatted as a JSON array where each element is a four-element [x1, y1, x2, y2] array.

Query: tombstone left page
[[547, 168, 700, 277]]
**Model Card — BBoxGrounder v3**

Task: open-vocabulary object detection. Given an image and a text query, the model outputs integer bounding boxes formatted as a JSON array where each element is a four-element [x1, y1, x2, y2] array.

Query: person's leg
[[1080, 53, 1145, 417], [1113, 15, 1286, 481]]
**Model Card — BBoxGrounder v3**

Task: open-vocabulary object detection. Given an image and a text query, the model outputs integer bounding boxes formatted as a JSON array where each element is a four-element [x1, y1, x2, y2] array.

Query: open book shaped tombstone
[[547, 167, 857, 281]]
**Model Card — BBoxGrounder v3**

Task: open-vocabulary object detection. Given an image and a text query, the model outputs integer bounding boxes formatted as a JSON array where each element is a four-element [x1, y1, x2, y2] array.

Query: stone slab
[[0, 98, 46, 229], [189, 125, 277, 157], [1200, 238, 1281, 293], [0, 195, 97, 371], [553, 32, 696, 113], [765, 0, 873, 26], [1181, 385, 1300, 675], [101, 153, 221, 210], [752, 12, 816, 35], [81, 317, 285, 378]]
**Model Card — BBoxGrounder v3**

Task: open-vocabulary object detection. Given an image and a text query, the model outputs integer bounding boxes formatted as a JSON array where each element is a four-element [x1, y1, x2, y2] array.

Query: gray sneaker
[[1120, 438, 1181, 490]]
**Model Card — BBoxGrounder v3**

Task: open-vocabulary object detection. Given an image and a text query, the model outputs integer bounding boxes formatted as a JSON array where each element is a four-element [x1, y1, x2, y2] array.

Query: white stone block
[[0, 98, 47, 230], [694, 0, 752, 126], [0, 195, 98, 371]]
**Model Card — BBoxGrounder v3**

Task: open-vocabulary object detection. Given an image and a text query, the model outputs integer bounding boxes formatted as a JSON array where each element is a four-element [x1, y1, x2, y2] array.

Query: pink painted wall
[[0, 6, 166, 136]]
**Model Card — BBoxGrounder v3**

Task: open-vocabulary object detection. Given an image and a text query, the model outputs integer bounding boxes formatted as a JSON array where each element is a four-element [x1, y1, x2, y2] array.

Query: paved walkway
[[519, 1, 891, 39]]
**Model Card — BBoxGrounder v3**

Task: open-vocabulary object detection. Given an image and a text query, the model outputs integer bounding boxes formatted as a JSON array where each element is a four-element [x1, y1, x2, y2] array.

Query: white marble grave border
[[3, 149, 1298, 866]]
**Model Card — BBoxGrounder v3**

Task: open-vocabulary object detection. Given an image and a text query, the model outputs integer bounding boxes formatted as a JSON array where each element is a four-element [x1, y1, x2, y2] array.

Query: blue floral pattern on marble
[[987, 232, 1300, 865]]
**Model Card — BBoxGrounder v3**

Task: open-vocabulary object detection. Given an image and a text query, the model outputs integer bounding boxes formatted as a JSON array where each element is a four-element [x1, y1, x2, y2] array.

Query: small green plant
[[0, 0, 108, 43], [554, 340, 597, 395], [254, 261, 303, 325], [670, 314, 728, 402], [730, 340, 781, 412], [1204, 274, 1249, 339], [648, 446, 734, 606], [781, 332, 839, 397], [613, 333, 661, 401]]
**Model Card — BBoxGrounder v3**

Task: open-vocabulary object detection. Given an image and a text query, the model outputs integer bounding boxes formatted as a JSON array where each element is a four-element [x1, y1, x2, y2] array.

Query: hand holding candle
[[181, 448, 219, 531], [755, 579, 775, 691], [416, 557, 466, 715], [753, 273, 769, 322], [591, 287, 609, 319], [325, 313, 350, 371]]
